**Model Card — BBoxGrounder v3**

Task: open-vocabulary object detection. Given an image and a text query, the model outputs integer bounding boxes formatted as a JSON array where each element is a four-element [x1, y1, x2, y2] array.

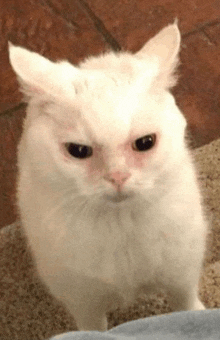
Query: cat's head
[[9, 23, 187, 206]]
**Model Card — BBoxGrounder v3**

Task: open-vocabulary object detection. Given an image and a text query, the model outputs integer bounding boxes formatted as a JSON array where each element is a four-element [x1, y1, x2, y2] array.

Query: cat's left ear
[[136, 22, 181, 88], [8, 43, 69, 99]]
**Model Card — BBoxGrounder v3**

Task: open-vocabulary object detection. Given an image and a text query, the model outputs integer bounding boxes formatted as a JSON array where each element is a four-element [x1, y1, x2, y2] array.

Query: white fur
[[9, 23, 207, 331]]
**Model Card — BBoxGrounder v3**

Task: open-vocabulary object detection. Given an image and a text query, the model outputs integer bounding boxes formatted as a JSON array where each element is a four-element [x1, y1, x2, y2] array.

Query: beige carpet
[[1, 138, 220, 340]]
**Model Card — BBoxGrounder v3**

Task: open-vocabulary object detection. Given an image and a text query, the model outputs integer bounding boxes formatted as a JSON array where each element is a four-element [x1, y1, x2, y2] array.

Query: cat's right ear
[[135, 22, 181, 89], [8, 42, 58, 99]]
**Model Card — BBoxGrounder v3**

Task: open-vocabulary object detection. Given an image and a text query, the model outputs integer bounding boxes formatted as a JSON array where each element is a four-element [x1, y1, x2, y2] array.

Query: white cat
[[9, 23, 207, 331]]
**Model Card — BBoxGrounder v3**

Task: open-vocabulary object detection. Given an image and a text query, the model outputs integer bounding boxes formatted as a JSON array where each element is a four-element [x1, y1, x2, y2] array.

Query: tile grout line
[[0, 103, 26, 118], [39, 0, 121, 51], [200, 30, 217, 46], [38, 0, 220, 49], [37, 0, 80, 30], [27, 0, 220, 51], [182, 18, 220, 38], [77, 0, 121, 52]]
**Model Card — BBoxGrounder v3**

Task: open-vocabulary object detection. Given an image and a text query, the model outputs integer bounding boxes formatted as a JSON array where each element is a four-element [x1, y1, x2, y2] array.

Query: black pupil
[[66, 143, 92, 159], [135, 135, 155, 151]]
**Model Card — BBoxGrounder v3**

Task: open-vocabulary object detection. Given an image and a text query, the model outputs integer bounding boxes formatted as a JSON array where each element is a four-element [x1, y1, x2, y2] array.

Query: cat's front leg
[[167, 284, 205, 312], [64, 299, 108, 331], [74, 309, 108, 331]]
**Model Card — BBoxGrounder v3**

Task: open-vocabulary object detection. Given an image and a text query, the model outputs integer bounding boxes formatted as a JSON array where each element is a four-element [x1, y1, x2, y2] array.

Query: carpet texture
[[1, 138, 220, 340]]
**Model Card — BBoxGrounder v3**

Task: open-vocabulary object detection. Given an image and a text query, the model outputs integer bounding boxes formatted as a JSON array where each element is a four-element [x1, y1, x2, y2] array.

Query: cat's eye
[[65, 143, 93, 159], [132, 134, 156, 152]]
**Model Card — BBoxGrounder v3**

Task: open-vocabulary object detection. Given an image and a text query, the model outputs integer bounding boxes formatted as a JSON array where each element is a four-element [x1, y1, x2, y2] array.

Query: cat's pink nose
[[104, 171, 131, 190]]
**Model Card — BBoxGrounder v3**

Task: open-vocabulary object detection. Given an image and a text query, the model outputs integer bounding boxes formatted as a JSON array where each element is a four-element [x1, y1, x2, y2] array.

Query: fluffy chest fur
[[17, 157, 204, 304]]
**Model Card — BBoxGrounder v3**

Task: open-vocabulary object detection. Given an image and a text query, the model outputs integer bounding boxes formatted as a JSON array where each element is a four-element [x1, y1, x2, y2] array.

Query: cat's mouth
[[103, 192, 132, 204]]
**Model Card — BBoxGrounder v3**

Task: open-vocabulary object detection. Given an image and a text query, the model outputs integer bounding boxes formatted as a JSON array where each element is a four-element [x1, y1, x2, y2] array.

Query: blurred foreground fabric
[[49, 309, 220, 340]]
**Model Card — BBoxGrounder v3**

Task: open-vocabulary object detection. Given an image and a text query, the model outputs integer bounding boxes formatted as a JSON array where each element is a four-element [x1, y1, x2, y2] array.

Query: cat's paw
[[192, 298, 205, 311]]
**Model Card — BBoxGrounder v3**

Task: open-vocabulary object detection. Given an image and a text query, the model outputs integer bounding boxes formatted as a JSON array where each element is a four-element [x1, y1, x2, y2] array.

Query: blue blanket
[[49, 309, 220, 340]]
